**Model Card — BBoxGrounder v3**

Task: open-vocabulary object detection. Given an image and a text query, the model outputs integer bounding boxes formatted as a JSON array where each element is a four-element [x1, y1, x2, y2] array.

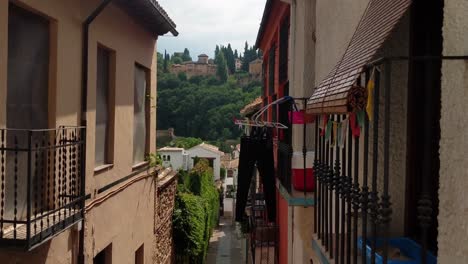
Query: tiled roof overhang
[[115, 0, 178, 36], [240, 97, 263, 117], [307, 0, 411, 114]]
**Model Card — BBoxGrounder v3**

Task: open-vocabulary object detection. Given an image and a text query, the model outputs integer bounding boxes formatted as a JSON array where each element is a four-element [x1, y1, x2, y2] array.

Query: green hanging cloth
[[325, 119, 333, 142], [357, 110, 366, 129]]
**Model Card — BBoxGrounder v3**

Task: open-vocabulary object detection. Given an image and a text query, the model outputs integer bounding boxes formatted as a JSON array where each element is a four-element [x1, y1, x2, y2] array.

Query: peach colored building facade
[[0, 0, 177, 263]]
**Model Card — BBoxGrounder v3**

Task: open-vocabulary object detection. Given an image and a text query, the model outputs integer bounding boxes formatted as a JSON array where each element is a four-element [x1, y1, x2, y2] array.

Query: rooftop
[[115, 0, 178, 36], [190, 143, 225, 156], [158, 147, 185, 152]]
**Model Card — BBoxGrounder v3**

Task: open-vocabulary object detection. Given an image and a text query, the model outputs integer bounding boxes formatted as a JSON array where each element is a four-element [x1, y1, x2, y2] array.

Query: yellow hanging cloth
[[366, 68, 376, 121]]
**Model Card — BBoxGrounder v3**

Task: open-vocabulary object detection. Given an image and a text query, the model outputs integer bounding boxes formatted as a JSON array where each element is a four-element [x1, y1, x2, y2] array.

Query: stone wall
[[154, 174, 177, 264]]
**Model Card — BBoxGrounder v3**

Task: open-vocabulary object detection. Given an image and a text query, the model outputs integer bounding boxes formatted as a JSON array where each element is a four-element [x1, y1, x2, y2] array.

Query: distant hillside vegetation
[[157, 72, 261, 141]]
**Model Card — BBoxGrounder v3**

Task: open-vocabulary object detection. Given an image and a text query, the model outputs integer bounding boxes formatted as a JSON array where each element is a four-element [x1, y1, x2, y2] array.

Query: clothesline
[[234, 118, 289, 129]]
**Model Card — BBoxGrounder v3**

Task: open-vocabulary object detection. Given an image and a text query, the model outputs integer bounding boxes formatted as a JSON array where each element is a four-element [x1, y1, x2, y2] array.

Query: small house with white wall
[[221, 158, 239, 198], [188, 143, 224, 181], [158, 147, 189, 171]]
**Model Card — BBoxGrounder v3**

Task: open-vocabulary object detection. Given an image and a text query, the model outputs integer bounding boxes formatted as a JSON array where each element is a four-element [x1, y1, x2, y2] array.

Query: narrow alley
[[207, 198, 244, 264]]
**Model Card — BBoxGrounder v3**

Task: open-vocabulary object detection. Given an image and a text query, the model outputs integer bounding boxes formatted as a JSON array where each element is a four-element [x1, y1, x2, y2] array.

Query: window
[[279, 17, 289, 83], [7, 4, 50, 220], [95, 46, 115, 167], [135, 244, 144, 264], [272, 94, 277, 122], [133, 65, 150, 165], [7, 4, 49, 130], [94, 244, 112, 264], [268, 45, 276, 96]]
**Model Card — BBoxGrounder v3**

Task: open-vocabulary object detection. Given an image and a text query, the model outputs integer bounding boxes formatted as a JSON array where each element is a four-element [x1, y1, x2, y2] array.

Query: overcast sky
[[157, 0, 266, 59]]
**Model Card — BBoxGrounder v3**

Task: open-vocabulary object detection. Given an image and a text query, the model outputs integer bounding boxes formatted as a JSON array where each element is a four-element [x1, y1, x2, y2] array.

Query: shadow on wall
[[0, 233, 79, 264]]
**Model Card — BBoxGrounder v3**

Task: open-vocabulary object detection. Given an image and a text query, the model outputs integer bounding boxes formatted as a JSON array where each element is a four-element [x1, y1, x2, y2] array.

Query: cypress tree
[[215, 52, 228, 82]]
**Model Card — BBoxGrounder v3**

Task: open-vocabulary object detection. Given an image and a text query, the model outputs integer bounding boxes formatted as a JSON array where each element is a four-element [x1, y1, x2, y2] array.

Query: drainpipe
[[79, 1, 114, 263]]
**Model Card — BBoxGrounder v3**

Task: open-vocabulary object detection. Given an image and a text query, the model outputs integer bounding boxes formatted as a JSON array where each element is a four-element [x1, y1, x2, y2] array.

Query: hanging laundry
[[325, 118, 332, 142], [357, 110, 366, 129], [320, 115, 328, 136], [338, 118, 349, 148], [350, 112, 360, 138], [336, 122, 342, 147], [236, 127, 276, 222], [332, 121, 338, 147], [366, 68, 376, 121]]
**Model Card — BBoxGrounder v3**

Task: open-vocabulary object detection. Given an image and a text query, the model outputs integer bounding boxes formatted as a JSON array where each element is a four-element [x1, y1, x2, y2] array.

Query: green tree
[[172, 56, 183, 64], [214, 45, 220, 59], [225, 44, 236, 74], [172, 137, 203, 149], [157, 52, 164, 74], [163, 51, 170, 73], [241, 41, 259, 72], [173, 160, 220, 262], [182, 48, 192, 62], [157, 45, 262, 142], [178, 72, 187, 81], [241, 42, 250, 72], [215, 52, 228, 82]]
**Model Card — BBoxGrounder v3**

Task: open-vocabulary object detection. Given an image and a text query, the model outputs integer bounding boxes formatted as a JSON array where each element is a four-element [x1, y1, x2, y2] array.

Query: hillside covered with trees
[[157, 44, 262, 145]]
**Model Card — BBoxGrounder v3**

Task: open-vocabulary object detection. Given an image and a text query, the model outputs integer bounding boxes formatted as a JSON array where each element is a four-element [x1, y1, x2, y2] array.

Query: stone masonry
[[154, 173, 177, 264]]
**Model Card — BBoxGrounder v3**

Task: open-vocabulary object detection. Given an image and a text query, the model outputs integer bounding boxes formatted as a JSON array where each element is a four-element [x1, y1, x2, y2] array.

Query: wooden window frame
[[279, 17, 289, 83], [94, 44, 116, 172], [132, 63, 151, 168]]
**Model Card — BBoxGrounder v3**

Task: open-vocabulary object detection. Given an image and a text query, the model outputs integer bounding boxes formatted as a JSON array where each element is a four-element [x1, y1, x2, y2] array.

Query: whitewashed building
[[158, 147, 189, 171], [188, 143, 224, 181]]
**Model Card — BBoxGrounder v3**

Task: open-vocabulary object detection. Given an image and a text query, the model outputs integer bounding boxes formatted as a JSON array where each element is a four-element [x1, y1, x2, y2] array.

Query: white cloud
[[157, 0, 266, 58]]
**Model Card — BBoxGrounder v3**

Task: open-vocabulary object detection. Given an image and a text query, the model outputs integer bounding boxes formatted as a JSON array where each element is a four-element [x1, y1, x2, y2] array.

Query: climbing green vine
[[173, 159, 220, 263]]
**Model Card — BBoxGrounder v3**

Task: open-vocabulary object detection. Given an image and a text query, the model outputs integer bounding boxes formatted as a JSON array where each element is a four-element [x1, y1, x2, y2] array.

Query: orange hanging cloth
[[320, 115, 328, 136], [366, 68, 376, 121]]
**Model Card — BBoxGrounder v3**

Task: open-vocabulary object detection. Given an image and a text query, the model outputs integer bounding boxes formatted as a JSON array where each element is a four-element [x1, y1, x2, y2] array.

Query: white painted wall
[[188, 146, 221, 181], [158, 150, 188, 171]]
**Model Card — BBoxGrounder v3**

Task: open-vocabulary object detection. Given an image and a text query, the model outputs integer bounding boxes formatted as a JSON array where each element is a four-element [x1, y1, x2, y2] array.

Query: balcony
[[276, 141, 314, 207], [0, 127, 85, 250], [310, 59, 441, 263]]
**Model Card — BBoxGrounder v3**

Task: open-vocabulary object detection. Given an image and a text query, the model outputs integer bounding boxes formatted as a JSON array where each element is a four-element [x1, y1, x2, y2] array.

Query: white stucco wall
[[158, 150, 186, 171], [289, 0, 316, 152], [438, 0, 468, 262], [315, 0, 369, 84], [188, 146, 221, 181]]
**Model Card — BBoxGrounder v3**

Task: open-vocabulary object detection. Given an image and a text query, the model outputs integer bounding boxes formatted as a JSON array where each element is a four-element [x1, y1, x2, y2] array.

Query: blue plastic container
[[357, 237, 437, 264]]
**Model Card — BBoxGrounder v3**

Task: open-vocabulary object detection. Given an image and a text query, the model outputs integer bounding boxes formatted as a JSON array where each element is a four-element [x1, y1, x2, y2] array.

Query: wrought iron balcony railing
[[0, 126, 85, 250], [311, 59, 446, 263]]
